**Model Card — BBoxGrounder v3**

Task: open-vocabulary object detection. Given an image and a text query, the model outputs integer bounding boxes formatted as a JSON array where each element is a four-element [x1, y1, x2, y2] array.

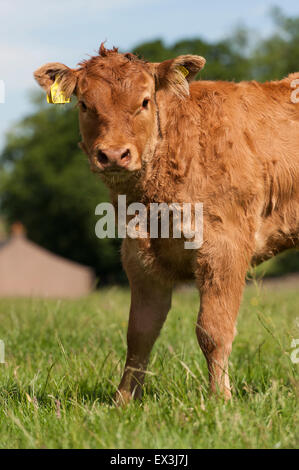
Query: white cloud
[[0, 0, 154, 31], [0, 44, 54, 89], [0, 0, 160, 89]]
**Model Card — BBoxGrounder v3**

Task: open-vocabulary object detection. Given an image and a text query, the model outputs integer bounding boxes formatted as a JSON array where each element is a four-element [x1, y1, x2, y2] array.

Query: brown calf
[[34, 44, 299, 402]]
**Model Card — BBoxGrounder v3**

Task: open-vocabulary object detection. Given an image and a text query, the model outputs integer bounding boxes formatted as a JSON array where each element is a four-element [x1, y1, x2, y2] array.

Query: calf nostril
[[97, 150, 108, 165], [121, 149, 131, 160]]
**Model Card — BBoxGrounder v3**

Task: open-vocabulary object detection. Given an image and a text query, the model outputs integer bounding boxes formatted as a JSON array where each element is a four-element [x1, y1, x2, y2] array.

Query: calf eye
[[142, 98, 150, 109], [79, 100, 87, 112]]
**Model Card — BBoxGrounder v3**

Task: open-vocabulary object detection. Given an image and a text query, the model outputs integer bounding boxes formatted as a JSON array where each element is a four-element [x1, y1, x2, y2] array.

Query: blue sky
[[1, 0, 299, 150]]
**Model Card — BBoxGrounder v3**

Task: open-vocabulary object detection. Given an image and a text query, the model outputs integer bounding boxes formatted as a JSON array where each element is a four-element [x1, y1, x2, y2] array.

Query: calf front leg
[[196, 245, 250, 399], [116, 270, 172, 405]]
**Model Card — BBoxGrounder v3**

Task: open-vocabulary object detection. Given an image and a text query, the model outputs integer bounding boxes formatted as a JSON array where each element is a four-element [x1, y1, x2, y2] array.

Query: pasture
[[0, 283, 298, 449]]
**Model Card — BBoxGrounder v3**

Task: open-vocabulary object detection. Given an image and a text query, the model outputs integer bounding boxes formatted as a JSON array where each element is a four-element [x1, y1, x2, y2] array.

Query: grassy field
[[0, 283, 298, 449]]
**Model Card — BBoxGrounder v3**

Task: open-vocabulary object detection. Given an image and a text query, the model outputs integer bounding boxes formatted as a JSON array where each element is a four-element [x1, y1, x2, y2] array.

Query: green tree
[[133, 33, 252, 81], [252, 7, 299, 80]]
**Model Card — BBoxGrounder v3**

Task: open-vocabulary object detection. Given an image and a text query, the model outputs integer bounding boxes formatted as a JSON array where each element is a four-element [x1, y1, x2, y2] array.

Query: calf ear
[[34, 62, 77, 100], [153, 55, 206, 97]]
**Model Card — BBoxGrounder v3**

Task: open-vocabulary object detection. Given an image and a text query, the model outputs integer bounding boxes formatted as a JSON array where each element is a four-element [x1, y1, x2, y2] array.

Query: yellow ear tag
[[47, 77, 71, 104], [177, 65, 189, 78]]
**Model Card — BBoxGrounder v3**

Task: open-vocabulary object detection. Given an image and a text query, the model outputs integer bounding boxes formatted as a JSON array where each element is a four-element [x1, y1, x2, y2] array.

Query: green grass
[[0, 284, 298, 449]]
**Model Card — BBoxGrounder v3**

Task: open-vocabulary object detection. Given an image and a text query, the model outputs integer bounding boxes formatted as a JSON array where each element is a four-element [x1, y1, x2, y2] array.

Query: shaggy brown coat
[[35, 44, 299, 401]]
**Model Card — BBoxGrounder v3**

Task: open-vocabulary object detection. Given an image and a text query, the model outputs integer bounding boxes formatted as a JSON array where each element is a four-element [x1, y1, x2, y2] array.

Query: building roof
[[0, 226, 95, 298]]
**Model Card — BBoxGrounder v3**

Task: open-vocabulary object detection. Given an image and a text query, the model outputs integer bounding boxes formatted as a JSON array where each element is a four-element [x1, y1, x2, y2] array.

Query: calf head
[[34, 44, 205, 179]]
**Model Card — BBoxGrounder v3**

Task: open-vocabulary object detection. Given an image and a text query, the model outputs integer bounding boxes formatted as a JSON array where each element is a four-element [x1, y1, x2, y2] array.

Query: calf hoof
[[222, 388, 232, 401], [114, 386, 143, 406], [114, 389, 133, 407], [209, 385, 232, 401]]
